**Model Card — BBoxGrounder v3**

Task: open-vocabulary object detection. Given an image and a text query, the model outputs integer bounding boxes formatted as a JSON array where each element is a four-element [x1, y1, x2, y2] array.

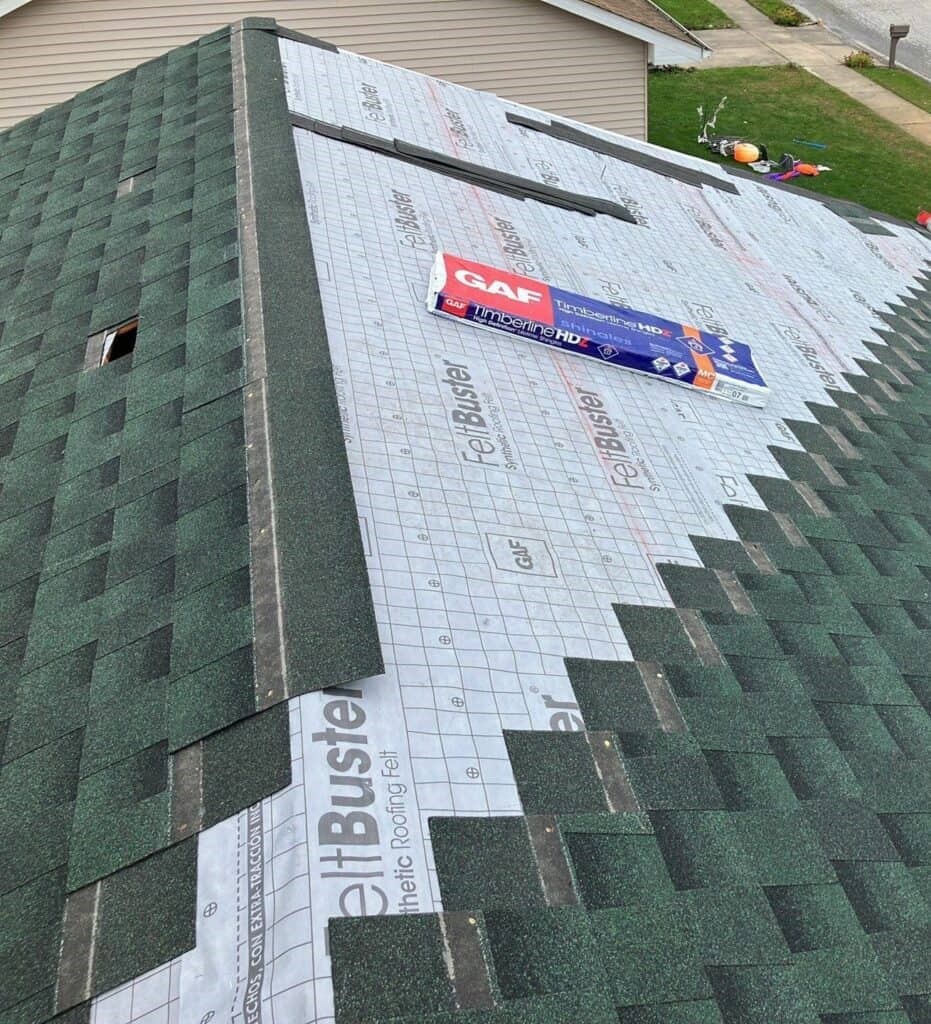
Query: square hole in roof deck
[[83, 319, 140, 371], [101, 319, 138, 364]]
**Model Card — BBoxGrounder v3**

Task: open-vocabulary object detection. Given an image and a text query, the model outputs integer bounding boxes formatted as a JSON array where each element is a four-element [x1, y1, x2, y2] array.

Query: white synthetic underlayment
[[93, 37, 930, 1024]]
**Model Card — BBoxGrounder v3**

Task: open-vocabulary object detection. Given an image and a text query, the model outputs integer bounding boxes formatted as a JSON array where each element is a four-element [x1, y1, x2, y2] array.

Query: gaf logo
[[485, 532, 557, 578], [440, 295, 468, 317], [453, 267, 543, 305], [682, 335, 712, 354]]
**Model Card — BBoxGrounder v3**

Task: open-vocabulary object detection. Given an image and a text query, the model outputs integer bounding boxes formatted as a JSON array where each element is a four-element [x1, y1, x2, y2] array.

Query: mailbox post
[[889, 24, 910, 69]]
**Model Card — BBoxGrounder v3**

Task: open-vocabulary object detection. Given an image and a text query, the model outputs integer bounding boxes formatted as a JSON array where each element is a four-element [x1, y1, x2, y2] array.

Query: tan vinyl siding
[[0, 0, 647, 135]]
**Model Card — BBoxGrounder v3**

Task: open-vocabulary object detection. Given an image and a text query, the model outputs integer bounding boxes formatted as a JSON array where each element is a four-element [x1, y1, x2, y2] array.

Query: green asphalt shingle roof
[[0, 21, 380, 1020], [4, 15, 931, 1024]]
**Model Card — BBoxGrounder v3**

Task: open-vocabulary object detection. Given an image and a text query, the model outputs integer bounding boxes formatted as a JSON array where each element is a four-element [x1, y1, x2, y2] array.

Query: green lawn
[[857, 66, 931, 116], [648, 65, 931, 222], [744, 0, 810, 25], [651, 0, 736, 30]]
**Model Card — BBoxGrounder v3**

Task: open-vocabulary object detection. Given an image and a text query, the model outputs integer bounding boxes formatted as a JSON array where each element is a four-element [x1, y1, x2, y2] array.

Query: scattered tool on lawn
[[697, 97, 769, 164], [767, 156, 831, 181], [696, 100, 831, 182]]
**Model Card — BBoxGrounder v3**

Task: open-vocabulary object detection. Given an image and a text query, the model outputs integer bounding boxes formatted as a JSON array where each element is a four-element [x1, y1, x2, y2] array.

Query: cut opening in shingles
[[100, 318, 139, 365]]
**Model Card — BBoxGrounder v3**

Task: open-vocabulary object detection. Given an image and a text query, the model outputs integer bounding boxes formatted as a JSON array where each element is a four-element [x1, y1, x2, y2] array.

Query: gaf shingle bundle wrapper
[[428, 252, 770, 406]]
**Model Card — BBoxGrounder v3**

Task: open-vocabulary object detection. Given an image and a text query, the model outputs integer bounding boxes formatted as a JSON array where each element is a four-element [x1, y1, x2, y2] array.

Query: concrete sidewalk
[[683, 0, 931, 146]]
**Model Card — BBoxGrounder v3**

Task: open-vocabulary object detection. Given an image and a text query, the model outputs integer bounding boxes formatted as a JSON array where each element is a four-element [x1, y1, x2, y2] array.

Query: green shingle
[[593, 896, 711, 1007], [688, 536, 758, 575], [880, 813, 931, 866], [0, 869, 66, 1012], [837, 704, 904, 759], [200, 703, 291, 828], [683, 884, 790, 965], [847, 750, 931, 812], [802, 798, 899, 862], [3, 643, 95, 763], [872, 926, 931, 996], [677, 697, 771, 753], [0, 800, 72, 897], [565, 831, 674, 909], [834, 860, 931, 933], [657, 564, 734, 613], [504, 732, 608, 815], [706, 963, 820, 1024], [626, 754, 725, 811], [765, 882, 863, 953], [486, 906, 605, 1001], [92, 838, 197, 994], [731, 809, 837, 886], [853, 665, 919, 706], [771, 736, 863, 800], [0, 730, 82, 819], [619, 730, 703, 759], [704, 752, 798, 810], [563, 658, 658, 733], [80, 674, 168, 776], [431, 816, 545, 912], [741, 573, 812, 623], [703, 613, 783, 659], [168, 564, 251, 677], [329, 914, 456, 1021], [167, 643, 255, 749], [67, 740, 170, 890], [650, 810, 757, 890], [793, 942, 901, 1014], [663, 664, 742, 700], [614, 605, 696, 662], [792, 657, 871, 704]]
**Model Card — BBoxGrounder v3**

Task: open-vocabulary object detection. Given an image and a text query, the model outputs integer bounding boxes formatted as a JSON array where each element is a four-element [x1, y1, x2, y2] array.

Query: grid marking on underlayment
[[93, 34, 931, 1024]]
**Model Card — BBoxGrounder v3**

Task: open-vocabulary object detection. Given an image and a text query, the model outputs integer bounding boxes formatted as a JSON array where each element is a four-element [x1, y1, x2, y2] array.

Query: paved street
[[794, 0, 931, 79], [684, 0, 931, 146]]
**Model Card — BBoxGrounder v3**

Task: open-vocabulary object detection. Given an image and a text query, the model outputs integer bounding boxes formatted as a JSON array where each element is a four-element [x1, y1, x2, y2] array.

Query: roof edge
[[0, 0, 30, 19], [537, 0, 709, 62], [0, 0, 708, 63], [235, 20, 386, 689]]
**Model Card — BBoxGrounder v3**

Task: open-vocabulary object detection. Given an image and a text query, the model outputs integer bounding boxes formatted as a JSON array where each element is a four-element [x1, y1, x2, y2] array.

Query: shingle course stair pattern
[[328, 267, 931, 1023], [0, 30, 293, 1021]]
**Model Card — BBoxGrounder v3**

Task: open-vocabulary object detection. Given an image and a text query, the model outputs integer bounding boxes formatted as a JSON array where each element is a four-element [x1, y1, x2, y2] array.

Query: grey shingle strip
[[589, 731, 641, 812], [438, 911, 496, 1011], [54, 881, 99, 1009], [231, 25, 287, 709], [291, 113, 639, 224], [526, 814, 579, 907], [505, 110, 739, 195]]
